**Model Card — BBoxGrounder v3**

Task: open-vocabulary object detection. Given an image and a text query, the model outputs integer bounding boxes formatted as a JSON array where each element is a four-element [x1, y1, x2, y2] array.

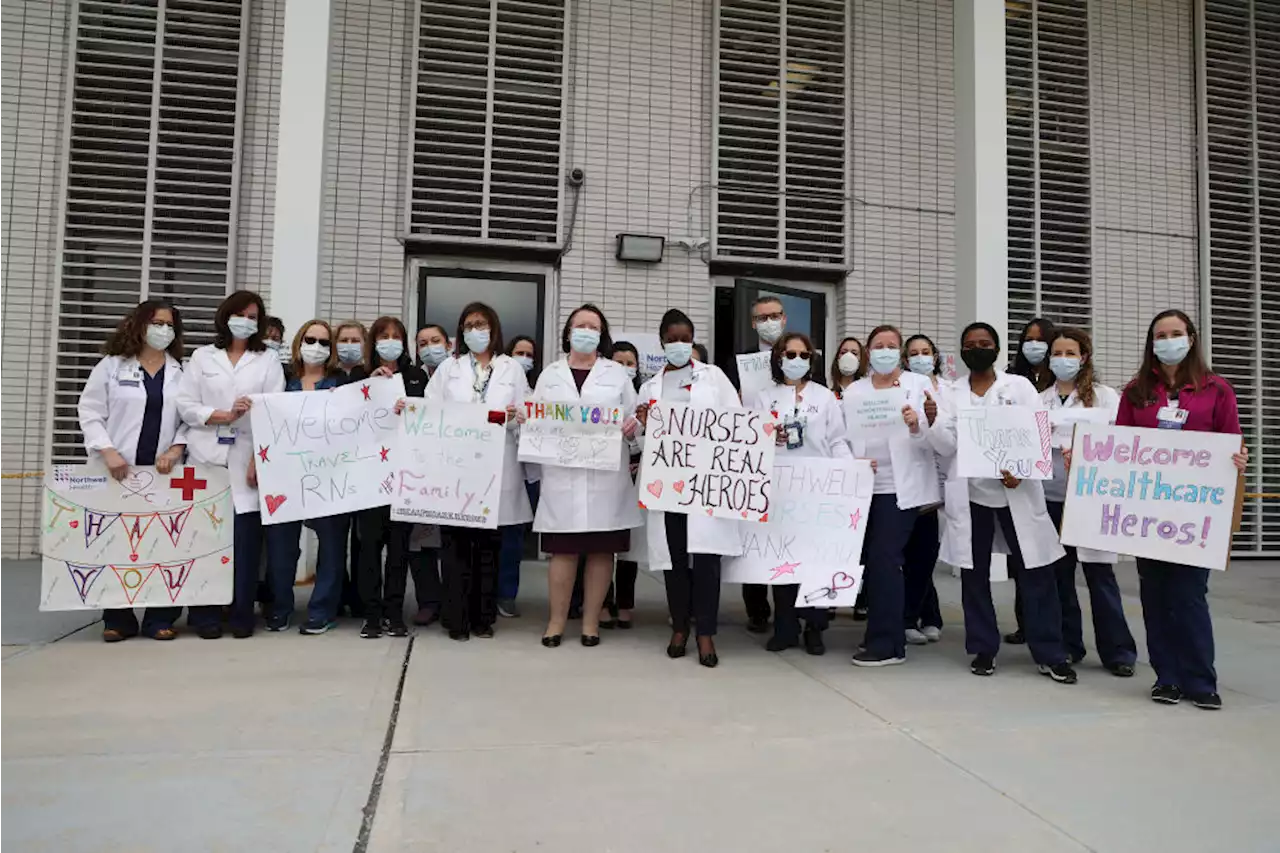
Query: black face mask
[[961, 348, 999, 372]]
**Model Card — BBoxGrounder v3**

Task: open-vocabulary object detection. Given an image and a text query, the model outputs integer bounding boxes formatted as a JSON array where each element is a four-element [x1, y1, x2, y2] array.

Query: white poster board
[[843, 387, 909, 440], [956, 405, 1053, 480], [40, 464, 234, 610], [250, 375, 405, 524], [637, 402, 776, 522], [735, 351, 773, 403], [518, 401, 624, 471], [1060, 424, 1242, 570], [390, 400, 505, 529]]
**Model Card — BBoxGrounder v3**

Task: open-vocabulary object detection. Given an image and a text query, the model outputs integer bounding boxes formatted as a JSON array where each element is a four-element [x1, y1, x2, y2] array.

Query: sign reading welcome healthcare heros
[[391, 400, 505, 529], [956, 405, 1053, 480], [40, 464, 233, 610], [637, 402, 776, 522], [1060, 424, 1242, 570], [723, 457, 872, 607], [250, 375, 405, 524], [518, 400, 624, 471]]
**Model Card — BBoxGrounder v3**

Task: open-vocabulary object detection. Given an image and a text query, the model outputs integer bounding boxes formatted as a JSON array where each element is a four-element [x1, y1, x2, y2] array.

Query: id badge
[[117, 365, 141, 387], [216, 424, 239, 445], [1156, 405, 1188, 430], [785, 417, 804, 450]]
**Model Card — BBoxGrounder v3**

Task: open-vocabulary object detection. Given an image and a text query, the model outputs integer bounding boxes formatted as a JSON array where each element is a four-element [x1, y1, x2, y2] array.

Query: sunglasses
[[782, 351, 811, 360], [302, 336, 330, 346]]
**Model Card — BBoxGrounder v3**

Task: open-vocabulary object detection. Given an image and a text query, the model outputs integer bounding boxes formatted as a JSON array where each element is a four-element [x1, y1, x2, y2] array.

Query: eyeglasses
[[754, 312, 784, 323], [782, 351, 811, 360], [302, 336, 330, 346], [462, 322, 490, 332]]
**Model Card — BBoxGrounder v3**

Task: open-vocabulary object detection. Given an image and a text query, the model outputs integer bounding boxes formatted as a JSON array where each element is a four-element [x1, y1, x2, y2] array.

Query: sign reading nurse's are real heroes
[[1060, 424, 1243, 570]]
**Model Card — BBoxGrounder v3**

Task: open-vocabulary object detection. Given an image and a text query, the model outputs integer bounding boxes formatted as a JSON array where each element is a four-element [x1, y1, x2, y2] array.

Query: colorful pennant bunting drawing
[[65, 562, 106, 604], [156, 560, 195, 602]]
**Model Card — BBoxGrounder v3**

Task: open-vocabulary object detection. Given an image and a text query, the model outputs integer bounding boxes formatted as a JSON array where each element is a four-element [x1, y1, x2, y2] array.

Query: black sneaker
[[299, 619, 336, 635], [1039, 662, 1078, 684], [765, 635, 796, 652], [1190, 692, 1223, 710], [970, 654, 996, 676], [197, 624, 223, 640], [383, 619, 409, 638], [746, 617, 770, 634], [1003, 629, 1026, 645], [851, 650, 905, 667], [266, 615, 289, 633], [1151, 684, 1182, 705], [803, 626, 826, 656], [359, 619, 382, 639], [1106, 662, 1136, 678]]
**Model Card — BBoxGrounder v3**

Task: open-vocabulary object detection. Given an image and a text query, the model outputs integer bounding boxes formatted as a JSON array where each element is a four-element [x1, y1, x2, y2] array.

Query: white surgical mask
[[1153, 336, 1191, 365], [569, 327, 600, 354], [1021, 340, 1048, 365], [869, 349, 901, 375], [781, 357, 810, 381], [228, 316, 258, 340], [420, 344, 448, 367], [664, 342, 692, 368], [463, 328, 490, 354], [624, 365, 638, 380], [907, 354, 935, 376], [1050, 356, 1081, 381], [514, 355, 534, 373], [264, 339, 281, 352], [337, 343, 363, 365], [837, 351, 861, 376], [375, 339, 404, 362], [145, 324, 175, 352], [300, 342, 330, 365], [755, 318, 784, 344]]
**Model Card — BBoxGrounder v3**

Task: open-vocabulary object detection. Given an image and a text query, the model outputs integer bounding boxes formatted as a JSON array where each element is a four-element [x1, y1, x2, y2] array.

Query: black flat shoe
[[616, 618, 633, 630], [745, 617, 770, 634], [196, 625, 223, 640], [1003, 629, 1026, 645], [449, 630, 471, 642], [599, 618, 617, 630], [541, 634, 562, 648], [474, 625, 494, 639], [667, 632, 688, 659], [581, 634, 600, 647], [699, 652, 719, 668], [803, 626, 826, 656], [1107, 662, 1136, 678], [765, 636, 796, 652]]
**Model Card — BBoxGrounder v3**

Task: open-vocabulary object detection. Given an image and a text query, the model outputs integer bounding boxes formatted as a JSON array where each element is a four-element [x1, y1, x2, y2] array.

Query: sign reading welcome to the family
[[956, 405, 1053, 480], [638, 402, 777, 522], [391, 400, 505, 529], [1060, 424, 1242, 570], [40, 463, 233, 610], [723, 457, 872, 607], [250, 375, 405, 524], [518, 400, 624, 471]]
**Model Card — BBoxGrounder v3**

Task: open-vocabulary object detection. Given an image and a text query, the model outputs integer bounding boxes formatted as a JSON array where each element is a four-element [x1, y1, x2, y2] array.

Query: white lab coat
[[751, 380, 852, 459], [424, 353, 534, 526], [531, 358, 642, 535], [843, 371, 943, 510], [1039, 382, 1121, 564], [934, 372, 1066, 570], [78, 354, 189, 464], [638, 360, 745, 569], [176, 345, 286, 514]]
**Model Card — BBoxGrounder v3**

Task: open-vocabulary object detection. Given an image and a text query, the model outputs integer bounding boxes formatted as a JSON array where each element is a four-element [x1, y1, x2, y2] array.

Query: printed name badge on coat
[[216, 424, 238, 445], [117, 363, 142, 387], [1156, 405, 1188, 430]]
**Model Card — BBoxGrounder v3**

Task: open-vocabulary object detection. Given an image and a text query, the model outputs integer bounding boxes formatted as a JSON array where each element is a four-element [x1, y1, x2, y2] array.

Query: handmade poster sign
[[518, 401, 624, 471], [843, 387, 909, 440], [250, 375, 405, 524], [1060, 424, 1242, 570], [723, 457, 872, 607], [638, 402, 776, 522], [40, 463, 233, 610], [391, 400, 504, 528], [956, 405, 1053, 480], [615, 329, 666, 378], [735, 351, 773, 403]]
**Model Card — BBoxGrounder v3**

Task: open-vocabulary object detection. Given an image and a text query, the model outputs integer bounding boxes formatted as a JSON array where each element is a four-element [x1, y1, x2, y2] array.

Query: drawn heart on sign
[[673, 480, 685, 494], [130, 554, 138, 562], [221, 556, 230, 564], [740, 510, 748, 519], [69, 520, 79, 529], [1035, 458, 1053, 477], [121, 471, 155, 498], [830, 571, 857, 591], [759, 513, 768, 523], [762, 423, 775, 437], [705, 508, 715, 516], [646, 480, 663, 498], [265, 494, 288, 516]]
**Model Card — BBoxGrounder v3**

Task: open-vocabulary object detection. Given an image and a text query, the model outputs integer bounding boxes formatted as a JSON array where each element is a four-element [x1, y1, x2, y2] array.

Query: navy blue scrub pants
[[269, 514, 350, 626], [861, 494, 918, 659], [189, 510, 262, 632], [771, 584, 829, 643], [961, 503, 1067, 666], [902, 507, 943, 630], [1137, 558, 1216, 695], [103, 606, 180, 636], [1046, 501, 1136, 667]]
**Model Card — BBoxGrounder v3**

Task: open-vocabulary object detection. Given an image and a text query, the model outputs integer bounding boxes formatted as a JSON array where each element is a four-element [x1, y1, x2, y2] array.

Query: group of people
[[78, 290, 1246, 708]]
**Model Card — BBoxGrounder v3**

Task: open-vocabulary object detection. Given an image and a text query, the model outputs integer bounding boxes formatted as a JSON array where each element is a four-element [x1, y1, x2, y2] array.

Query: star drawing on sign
[[408, 403, 417, 413], [379, 446, 390, 462], [361, 384, 371, 400], [257, 445, 270, 463], [769, 561, 801, 581], [849, 509, 862, 529]]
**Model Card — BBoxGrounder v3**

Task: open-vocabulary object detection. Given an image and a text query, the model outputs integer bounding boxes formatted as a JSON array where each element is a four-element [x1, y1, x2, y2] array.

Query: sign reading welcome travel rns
[[638, 402, 777, 522], [1060, 424, 1242, 570], [40, 464, 233, 610], [390, 400, 505, 529], [518, 400, 624, 471], [956, 405, 1053, 480], [250, 376, 405, 524]]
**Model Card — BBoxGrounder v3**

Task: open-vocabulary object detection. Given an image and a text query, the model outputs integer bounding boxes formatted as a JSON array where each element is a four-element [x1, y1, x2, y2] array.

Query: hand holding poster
[[1060, 425, 1242, 570], [735, 352, 773, 403], [843, 387, 909, 440], [250, 375, 405, 524], [41, 464, 233, 610], [956, 405, 1053, 480], [391, 400, 505, 528], [637, 402, 776, 522], [518, 400, 623, 471], [723, 457, 872, 607]]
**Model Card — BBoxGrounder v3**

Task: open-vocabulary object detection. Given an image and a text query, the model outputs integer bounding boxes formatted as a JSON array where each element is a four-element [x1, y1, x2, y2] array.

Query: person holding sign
[[934, 322, 1075, 682], [749, 332, 851, 656], [829, 336, 867, 399], [78, 299, 190, 641], [841, 326, 940, 667], [177, 291, 286, 639], [529, 305, 641, 648], [637, 310, 743, 668], [1039, 328, 1137, 675], [424, 303, 533, 641], [1113, 310, 1246, 710]]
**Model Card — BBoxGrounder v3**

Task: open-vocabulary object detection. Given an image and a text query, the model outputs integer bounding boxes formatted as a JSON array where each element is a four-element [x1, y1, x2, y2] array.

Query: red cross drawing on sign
[[170, 467, 208, 501]]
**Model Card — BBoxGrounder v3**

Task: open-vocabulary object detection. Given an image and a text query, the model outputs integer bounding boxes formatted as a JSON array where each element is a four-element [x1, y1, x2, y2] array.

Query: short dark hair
[[961, 321, 1001, 352], [903, 334, 942, 376], [752, 294, 785, 313], [659, 308, 694, 341], [367, 316, 409, 366], [1012, 316, 1056, 391], [692, 342, 708, 363], [417, 324, 449, 341], [506, 334, 537, 357], [455, 302, 504, 357], [770, 332, 814, 384], [561, 303, 613, 356], [104, 299, 185, 360], [213, 290, 267, 351], [265, 316, 285, 337]]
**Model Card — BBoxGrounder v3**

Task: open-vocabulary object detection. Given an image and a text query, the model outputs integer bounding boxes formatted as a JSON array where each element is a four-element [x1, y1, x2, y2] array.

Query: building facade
[[2, 0, 1276, 558]]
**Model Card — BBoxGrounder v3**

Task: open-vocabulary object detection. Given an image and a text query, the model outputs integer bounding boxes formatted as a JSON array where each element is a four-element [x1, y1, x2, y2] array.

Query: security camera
[[567, 168, 585, 187]]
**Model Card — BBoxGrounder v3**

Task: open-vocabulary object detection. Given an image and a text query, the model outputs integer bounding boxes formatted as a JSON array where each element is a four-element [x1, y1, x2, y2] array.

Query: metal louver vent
[[409, 0, 566, 245], [52, 0, 243, 463], [1202, 0, 1279, 555], [1005, 0, 1091, 346], [714, 0, 847, 267]]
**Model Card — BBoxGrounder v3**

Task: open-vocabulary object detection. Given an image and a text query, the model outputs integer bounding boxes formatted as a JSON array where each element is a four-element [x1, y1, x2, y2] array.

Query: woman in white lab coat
[[842, 326, 940, 667], [78, 300, 189, 641], [934, 322, 1074, 681], [176, 290, 285, 639], [637, 310, 741, 668], [1039, 327, 1137, 676], [749, 332, 851, 657], [529, 304, 641, 648], [424, 302, 533, 641]]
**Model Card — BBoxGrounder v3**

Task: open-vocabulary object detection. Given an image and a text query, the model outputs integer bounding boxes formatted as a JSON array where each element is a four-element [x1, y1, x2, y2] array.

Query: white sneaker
[[922, 625, 942, 643], [905, 628, 928, 645]]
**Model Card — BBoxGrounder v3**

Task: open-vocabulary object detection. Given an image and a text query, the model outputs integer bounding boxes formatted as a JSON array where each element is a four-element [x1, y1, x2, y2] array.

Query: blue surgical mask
[[869, 348, 901, 375], [569, 327, 600, 354], [907, 354, 935, 376], [228, 316, 257, 340], [1021, 340, 1048, 365], [664, 342, 692, 368], [781, 357, 810, 381], [1153, 336, 1191, 365], [463, 328, 490, 354], [337, 343, 363, 365], [1049, 356, 1081, 381], [514, 355, 534, 373], [375, 339, 404, 362], [420, 344, 448, 367]]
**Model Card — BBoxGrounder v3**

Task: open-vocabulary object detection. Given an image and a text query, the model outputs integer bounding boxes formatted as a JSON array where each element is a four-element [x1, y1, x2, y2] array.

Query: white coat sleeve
[[177, 350, 216, 427], [423, 361, 447, 402], [78, 358, 115, 453], [263, 358, 286, 394], [827, 396, 853, 458], [170, 365, 189, 446], [620, 369, 638, 413], [927, 394, 958, 458]]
